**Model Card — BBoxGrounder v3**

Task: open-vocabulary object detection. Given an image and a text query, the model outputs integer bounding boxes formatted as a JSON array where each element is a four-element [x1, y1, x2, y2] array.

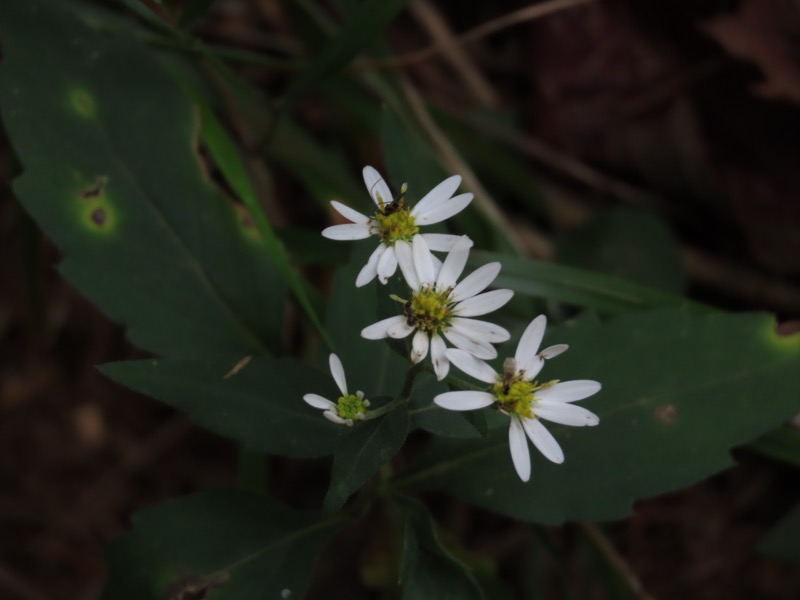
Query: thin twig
[[581, 522, 657, 600], [399, 76, 551, 257], [456, 109, 800, 314], [409, 0, 499, 107], [361, 0, 595, 69]]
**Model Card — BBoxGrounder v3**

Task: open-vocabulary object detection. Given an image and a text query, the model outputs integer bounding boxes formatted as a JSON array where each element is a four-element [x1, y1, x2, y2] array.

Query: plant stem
[[364, 361, 423, 421]]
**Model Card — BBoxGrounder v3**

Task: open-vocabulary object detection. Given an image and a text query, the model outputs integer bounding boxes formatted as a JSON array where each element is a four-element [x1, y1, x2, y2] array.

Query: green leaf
[[557, 206, 687, 294], [324, 407, 410, 511], [102, 488, 342, 599], [0, 0, 287, 358], [474, 250, 710, 316], [396, 309, 800, 524], [326, 243, 406, 395], [759, 504, 800, 563], [284, 0, 409, 105], [180, 0, 216, 26], [750, 426, 800, 468], [101, 357, 340, 458], [192, 96, 333, 347], [396, 496, 485, 600]]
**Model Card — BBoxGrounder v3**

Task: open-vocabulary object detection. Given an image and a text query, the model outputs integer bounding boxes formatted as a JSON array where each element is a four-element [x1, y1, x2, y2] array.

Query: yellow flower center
[[492, 375, 557, 419], [374, 201, 419, 244], [336, 393, 368, 421], [405, 285, 453, 335]]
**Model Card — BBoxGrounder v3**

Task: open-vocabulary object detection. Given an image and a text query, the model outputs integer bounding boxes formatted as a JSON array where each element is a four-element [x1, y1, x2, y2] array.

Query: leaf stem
[[364, 361, 423, 420]]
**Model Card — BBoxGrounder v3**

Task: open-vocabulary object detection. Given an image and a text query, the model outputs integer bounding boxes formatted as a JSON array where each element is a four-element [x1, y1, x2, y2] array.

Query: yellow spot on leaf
[[69, 87, 96, 118]]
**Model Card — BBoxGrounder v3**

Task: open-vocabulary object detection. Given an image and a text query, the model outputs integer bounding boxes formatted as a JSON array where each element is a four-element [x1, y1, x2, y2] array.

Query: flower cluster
[[305, 166, 601, 481]]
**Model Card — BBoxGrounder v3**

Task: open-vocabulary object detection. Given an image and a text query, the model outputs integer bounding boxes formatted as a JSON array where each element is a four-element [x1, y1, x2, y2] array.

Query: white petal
[[436, 235, 473, 291], [508, 417, 531, 482], [322, 223, 372, 240], [445, 348, 497, 384], [451, 262, 501, 302], [412, 235, 436, 285], [523, 418, 564, 464], [363, 165, 393, 209], [535, 380, 602, 403], [534, 400, 600, 427], [376, 246, 398, 284], [414, 193, 473, 225], [411, 175, 461, 218], [418, 233, 460, 252], [328, 354, 348, 396], [356, 244, 386, 288], [324, 411, 347, 425], [443, 328, 497, 360], [361, 315, 406, 340], [540, 344, 568, 359], [434, 390, 494, 411], [450, 317, 510, 344], [430, 333, 449, 380], [430, 253, 443, 279], [520, 357, 545, 381], [454, 289, 513, 317], [330, 200, 369, 224], [394, 240, 419, 289], [388, 319, 416, 339], [411, 330, 429, 363], [516, 315, 546, 371], [303, 394, 335, 410]]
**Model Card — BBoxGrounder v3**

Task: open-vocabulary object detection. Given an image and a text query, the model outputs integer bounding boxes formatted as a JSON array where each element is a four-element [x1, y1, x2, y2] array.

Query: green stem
[[364, 396, 404, 421], [399, 361, 424, 399], [364, 361, 423, 421]]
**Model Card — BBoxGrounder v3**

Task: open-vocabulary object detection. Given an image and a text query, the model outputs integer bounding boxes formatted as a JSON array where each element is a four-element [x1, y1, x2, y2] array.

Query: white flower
[[322, 166, 473, 286], [433, 315, 600, 482], [361, 235, 513, 381], [303, 354, 370, 426]]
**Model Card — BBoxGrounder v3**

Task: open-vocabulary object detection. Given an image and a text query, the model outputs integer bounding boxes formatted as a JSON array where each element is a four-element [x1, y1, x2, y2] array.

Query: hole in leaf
[[78, 175, 108, 200]]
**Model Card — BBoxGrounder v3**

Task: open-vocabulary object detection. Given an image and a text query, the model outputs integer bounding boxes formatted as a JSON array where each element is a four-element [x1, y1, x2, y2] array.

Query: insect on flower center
[[492, 373, 557, 420], [336, 393, 368, 421], [373, 196, 419, 244], [405, 286, 452, 334]]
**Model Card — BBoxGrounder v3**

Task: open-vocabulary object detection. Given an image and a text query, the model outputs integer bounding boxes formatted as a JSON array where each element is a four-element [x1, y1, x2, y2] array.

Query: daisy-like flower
[[433, 315, 600, 482], [303, 354, 370, 426], [322, 166, 473, 286], [361, 235, 513, 381]]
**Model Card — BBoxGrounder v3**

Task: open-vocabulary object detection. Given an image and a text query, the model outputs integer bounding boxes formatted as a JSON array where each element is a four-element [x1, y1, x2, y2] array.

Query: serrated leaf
[[101, 357, 339, 458], [396, 309, 800, 524], [193, 96, 332, 346], [324, 407, 409, 511], [101, 489, 341, 600], [396, 496, 485, 600], [0, 0, 286, 358], [474, 250, 710, 316]]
